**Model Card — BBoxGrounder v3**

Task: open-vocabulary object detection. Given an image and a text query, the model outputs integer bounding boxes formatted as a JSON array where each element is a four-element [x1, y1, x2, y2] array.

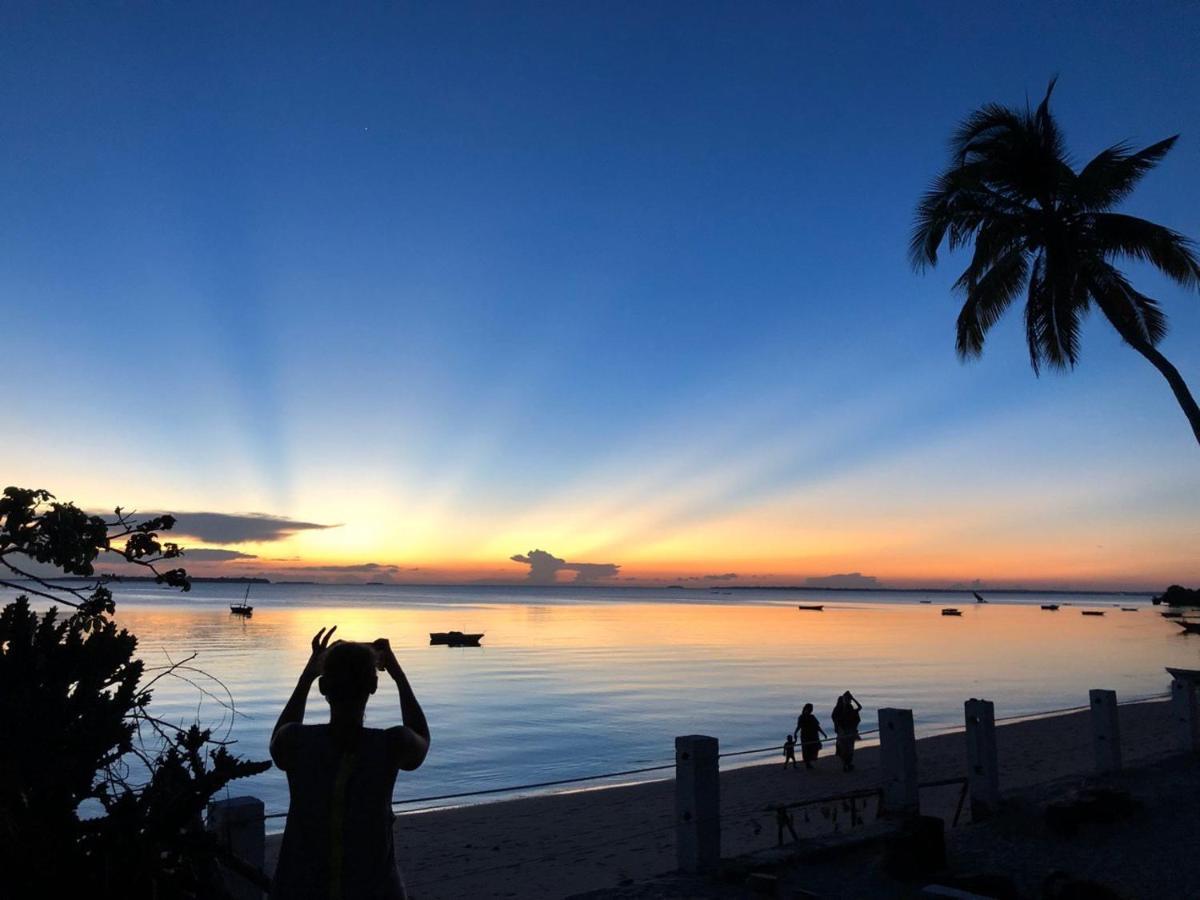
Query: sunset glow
[[3, 4, 1198, 592]]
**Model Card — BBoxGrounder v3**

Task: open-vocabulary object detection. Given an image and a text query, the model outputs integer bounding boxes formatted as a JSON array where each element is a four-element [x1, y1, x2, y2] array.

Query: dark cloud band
[[510, 549, 620, 584]]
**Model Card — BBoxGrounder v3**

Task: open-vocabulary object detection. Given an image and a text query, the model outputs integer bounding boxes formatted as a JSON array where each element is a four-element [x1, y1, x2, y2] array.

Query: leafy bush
[[0, 487, 269, 899], [1153, 584, 1200, 607]]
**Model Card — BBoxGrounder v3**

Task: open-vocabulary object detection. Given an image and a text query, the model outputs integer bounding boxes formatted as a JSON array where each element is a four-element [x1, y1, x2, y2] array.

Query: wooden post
[[1089, 689, 1122, 773], [1170, 676, 1200, 754], [675, 735, 720, 874], [207, 796, 266, 900], [878, 708, 918, 816], [964, 698, 1000, 819]]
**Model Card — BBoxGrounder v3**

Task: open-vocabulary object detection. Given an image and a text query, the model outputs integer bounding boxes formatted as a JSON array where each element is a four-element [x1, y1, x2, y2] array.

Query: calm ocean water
[[7, 582, 1195, 826]]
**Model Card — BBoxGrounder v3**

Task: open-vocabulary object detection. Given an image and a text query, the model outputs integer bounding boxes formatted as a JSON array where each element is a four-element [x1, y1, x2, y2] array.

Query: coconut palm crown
[[911, 79, 1200, 448]]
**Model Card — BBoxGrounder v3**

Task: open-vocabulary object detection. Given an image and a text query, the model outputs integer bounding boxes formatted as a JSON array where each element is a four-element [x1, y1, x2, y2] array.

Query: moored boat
[[1120, 607, 1138, 612], [1081, 610, 1105, 616], [1179, 621, 1200, 635], [941, 608, 962, 616], [230, 585, 253, 617], [796, 605, 824, 611], [1161, 611, 1184, 619], [430, 631, 484, 647], [1041, 604, 1059, 611]]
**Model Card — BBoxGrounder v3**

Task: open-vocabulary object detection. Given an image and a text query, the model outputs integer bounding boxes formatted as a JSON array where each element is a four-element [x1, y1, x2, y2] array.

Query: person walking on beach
[[270, 627, 430, 900], [782, 734, 798, 769], [831, 691, 863, 772], [793, 703, 827, 770]]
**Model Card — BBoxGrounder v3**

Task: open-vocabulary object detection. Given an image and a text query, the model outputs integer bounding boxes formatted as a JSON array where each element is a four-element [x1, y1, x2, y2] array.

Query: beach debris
[[1044, 787, 1136, 836], [883, 815, 945, 878], [1043, 871, 1124, 900]]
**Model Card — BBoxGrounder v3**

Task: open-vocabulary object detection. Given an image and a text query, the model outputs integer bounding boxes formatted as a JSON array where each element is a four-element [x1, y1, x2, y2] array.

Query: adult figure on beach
[[793, 703, 827, 770], [270, 627, 431, 900], [831, 691, 863, 772]]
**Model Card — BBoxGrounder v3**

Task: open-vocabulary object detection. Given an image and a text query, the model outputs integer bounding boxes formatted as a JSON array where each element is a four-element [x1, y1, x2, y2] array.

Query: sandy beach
[[264, 698, 1179, 899]]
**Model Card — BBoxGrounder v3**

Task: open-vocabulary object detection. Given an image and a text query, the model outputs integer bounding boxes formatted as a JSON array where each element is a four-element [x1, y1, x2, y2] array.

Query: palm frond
[[1089, 262, 1170, 346], [1026, 251, 1087, 371], [950, 104, 1025, 165], [1024, 254, 1046, 374], [1074, 136, 1179, 210], [1090, 212, 1200, 287], [1032, 77, 1066, 163], [955, 247, 1029, 358]]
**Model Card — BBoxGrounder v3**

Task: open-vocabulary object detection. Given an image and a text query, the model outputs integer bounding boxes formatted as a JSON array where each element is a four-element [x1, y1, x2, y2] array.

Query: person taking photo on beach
[[269, 626, 431, 900], [831, 691, 863, 772], [793, 703, 827, 770]]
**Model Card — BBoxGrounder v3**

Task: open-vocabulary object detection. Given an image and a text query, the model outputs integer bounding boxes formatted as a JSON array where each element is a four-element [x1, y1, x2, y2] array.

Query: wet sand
[[264, 698, 1177, 899]]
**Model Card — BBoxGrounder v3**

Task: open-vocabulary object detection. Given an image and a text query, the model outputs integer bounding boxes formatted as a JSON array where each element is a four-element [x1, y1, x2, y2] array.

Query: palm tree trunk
[[1125, 335, 1200, 448]]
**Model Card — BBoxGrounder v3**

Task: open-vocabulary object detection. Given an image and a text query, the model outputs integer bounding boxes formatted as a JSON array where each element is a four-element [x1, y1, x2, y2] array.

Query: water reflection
[[5, 584, 1191, 821]]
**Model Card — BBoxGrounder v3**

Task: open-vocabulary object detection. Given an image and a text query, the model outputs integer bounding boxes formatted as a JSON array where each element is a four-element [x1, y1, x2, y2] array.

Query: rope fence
[[249, 690, 1173, 825]]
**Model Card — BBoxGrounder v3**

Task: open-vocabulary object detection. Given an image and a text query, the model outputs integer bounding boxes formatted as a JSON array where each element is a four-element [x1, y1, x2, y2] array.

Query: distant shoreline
[[4, 578, 1155, 597]]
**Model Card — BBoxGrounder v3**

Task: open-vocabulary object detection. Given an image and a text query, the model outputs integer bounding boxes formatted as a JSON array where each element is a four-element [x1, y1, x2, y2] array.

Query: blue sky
[[2, 2, 1198, 588]]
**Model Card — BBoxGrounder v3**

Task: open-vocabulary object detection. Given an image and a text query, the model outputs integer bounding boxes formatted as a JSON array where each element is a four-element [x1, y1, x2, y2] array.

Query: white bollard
[[1171, 676, 1200, 754], [878, 708, 919, 816], [1089, 689, 1122, 773], [675, 735, 720, 874], [207, 796, 266, 900], [964, 699, 1000, 818]]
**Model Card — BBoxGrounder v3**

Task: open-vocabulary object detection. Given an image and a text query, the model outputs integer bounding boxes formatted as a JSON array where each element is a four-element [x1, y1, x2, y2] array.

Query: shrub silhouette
[[0, 487, 269, 899]]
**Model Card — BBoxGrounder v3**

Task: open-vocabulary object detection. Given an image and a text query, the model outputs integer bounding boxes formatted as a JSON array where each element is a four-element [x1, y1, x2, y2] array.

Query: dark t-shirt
[[797, 713, 821, 742], [272, 725, 406, 900]]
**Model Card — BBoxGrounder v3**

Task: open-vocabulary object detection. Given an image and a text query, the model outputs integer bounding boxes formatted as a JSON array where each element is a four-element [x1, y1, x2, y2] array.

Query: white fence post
[[675, 735, 720, 874], [878, 708, 919, 816], [1170, 673, 1200, 754], [207, 796, 266, 900], [1089, 689, 1122, 773], [964, 698, 1000, 819]]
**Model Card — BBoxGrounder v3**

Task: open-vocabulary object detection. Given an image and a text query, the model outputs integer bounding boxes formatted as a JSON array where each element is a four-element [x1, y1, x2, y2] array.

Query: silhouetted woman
[[831, 691, 863, 772], [793, 703, 827, 770], [271, 627, 430, 899]]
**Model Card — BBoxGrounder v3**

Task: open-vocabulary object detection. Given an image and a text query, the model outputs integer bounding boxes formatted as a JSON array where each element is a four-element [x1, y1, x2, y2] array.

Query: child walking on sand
[[783, 734, 797, 769]]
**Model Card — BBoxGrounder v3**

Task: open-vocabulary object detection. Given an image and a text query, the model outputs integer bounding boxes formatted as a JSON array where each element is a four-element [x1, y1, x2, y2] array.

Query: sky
[[2, 2, 1199, 591]]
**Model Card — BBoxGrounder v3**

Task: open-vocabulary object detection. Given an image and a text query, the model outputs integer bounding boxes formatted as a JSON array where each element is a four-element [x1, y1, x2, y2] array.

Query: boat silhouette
[[430, 631, 484, 647]]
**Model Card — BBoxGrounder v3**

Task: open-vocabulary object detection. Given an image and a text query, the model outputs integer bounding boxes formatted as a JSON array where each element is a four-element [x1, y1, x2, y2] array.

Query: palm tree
[[911, 79, 1200, 448]]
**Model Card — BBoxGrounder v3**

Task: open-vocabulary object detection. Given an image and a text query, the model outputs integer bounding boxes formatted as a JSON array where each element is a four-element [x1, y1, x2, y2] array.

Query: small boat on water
[[1161, 611, 1184, 619], [796, 605, 824, 611], [919, 600, 932, 604], [429, 631, 484, 647], [1179, 621, 1200, 635], [941, 608, 962, 616], [1041, 604, 1060, 611], [1120, 607, 1139, 612], [1081, 610, 1105, 616], [230, 585, 253, 617], [973, 592, 988, 604]]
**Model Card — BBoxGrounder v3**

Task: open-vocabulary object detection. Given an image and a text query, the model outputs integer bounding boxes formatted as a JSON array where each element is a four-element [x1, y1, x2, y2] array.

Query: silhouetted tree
[[912, 79, 1200, 447], [0, 487, 269, 899]]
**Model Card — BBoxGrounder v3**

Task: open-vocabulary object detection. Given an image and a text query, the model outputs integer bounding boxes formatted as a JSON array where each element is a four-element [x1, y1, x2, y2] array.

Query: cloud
[[510, 549, 621, 584], [181, 548, 259, 562], [158, 512, 336, 544], [803, 572, 880, 589]]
